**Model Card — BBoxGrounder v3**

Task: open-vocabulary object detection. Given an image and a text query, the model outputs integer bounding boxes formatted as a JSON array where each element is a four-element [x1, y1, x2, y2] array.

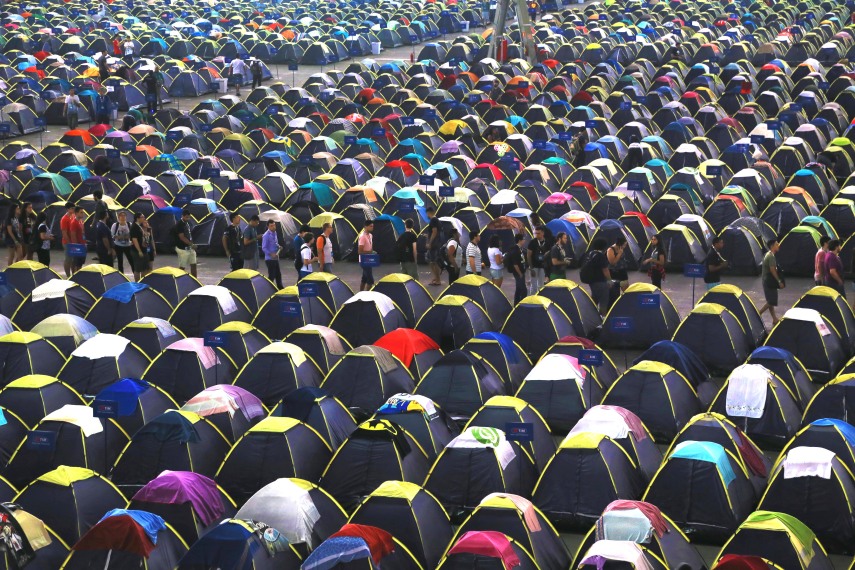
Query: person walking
[[228, 57, 249, 96], [64, 88, 81, 130], [60, 202, 76, 277], [94, 210, 115, 268], [242, 215, 260, 271], [34, 213, 53, 267], [506, 234, 527, 304], [758, 239, 784, 325], [815, 236, 830, 286], [425, 207, 442, 285], [550, 232, 572, 281], [93, 189, 109, 225], [358, 221, 375, 291], [527, 226, 550, 294], [316, 222, 334, 273], [299, 232, 317, 280], [487, 235, 504, 287], [262, 219, 283, 289], [642, 234, 666, 289], [397, 219, 419, 280], [111, 211, 134, 275], [144, 71, 158, 115], [172, 209, 197, 277], [250, 58, 263, 90], [292, 224, 310, 277], [445, 229, 462, 284], [94, 87, 112, 125], [21, 202, 35, 261], [704, 237, 728, 290], [130, 212, 147, 281], [825, 239, 846, 297], [66, 207, 86, 275], [607, 236, 630, 293], [98, 55, 110, 84], [581, 239, 612, 316], [466, 231, 483, 276], [222, 212, 243, 272], [5, 204, 22, 267]]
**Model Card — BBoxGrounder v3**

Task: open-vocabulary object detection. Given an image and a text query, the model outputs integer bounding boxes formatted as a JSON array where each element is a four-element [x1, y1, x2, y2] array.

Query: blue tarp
[[475, 331, 519, 364], [99, 509, 166, 544], [96, 378, 150, 416], [671, 440, 736, 487], [103, 282, 149, 304], [634, 340, 710, 387]]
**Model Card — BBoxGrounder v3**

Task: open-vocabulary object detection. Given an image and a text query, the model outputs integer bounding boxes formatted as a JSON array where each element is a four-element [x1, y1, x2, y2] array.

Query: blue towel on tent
[[475, 332, 518, 364], [103, 282, 149, 304], [671, 441, 736, 487], [811, 418, 855, 448], [100, 509, 166, 544], [96, 378, 150, 416], [302, 537, 374, 570]]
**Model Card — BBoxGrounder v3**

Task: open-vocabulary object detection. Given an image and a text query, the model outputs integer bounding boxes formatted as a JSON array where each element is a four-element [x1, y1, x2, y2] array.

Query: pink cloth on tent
[[598, 406, 647, 441], [603, 501, 668, 538], [484, 493, 541, 532], [448, 531, 521, 570], [169, 337, 219, 369]]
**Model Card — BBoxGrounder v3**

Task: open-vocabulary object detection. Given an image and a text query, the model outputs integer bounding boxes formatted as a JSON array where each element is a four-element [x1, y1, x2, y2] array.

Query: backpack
[[504, 246, 519, 273], [169, 221, 186, 249], [437, 239, 453, 269], [396, 232, 412, 263], [579, 250, 603, 284], [294, 245, 304, 271]]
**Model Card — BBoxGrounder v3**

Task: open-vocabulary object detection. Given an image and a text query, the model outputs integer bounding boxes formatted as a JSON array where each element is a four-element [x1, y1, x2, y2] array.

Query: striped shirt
[[465, 242, 482, 273]]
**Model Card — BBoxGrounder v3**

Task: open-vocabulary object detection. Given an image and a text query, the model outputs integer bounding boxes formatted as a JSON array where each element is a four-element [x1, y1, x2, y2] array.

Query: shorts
[[361, 265, 374, 286], [175, 247, 197, 268], [65, 254, 84, 269], [490, 268, 503, 280], [763, 285, 778, 307], [426, 247, 439, 263]]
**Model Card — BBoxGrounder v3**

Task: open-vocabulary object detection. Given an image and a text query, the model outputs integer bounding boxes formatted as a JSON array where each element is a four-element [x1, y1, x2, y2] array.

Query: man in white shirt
[[64, 88, 81, 130], [228, 58, 249, 96], [466, 231, 482, 275], [123, 38, 136, 59]]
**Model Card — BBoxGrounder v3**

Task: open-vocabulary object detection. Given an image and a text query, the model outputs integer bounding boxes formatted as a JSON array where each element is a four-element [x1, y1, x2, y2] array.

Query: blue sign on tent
[[735, 144, 749, 153], [819, 81, 830, 89], [34, 118, 46, 128], [166, 131, 182, 140], [424, 110, 439, 120], [767, 120, 781, 131], [399, 201, 415, 212], [599, 14, 608, 20], [266, 105, 281, 115], [639, 293, 660, 307], [627, 180, 643, 191], [344, 135, 358, 145], [288, 63, 299, 71], [229, 179, 243, 190], [620, 101, 632, 111], [203, 332, 227, 348], [119, 141, 136, 152], [298, 98, 310, 106], [420, 175, 435, 186], [750, 134, 765, 144], [299, 157, 313, 165], [585, 120, 597, 129], [106, 149, 121, 158], [439, 186, 454, 198], [426, 66, 436, 75], [558, 131, 573, 141], [409, 34, 419, 42], [707, 165, 722, 176], [637, 96, 647, 105], [0, 124, 10, 134], [517, 81, 529, 89], [684, 263, 706, 278], [450, 5, 458, 11], [204, 168, 220, 178], [789, 104, 802, 113], [578, 349, 604, 366], [401, 117, 415, 126], [26, 431, 56, 451], [173, 195, 190, 205], [200, 124, 213, 132], [533, 140, 547, 150], [373, 128, 386, 137], [360, 253, 381, 267], [505, 422, 534, 442], [298, 282, 319, 297], [612, 317, 634, 331], [93, 399, 119, 419], [280, 302, 302, 316], [209, 82, 219, 92]]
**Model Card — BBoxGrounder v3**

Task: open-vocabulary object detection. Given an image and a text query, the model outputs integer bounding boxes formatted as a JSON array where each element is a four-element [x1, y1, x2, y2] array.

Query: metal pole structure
[[487, 0, 537, 65]]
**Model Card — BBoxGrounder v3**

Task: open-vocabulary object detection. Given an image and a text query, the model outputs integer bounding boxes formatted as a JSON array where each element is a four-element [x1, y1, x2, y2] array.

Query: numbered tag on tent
[[280, 302, 302, 316], [639, 293, 660, 308], [229, 179, 244, 190], [200, 124, 213, 132], [344, 135, 358, 145], [789, 104, 802, 113], [439, 186, 455, 197], [372, 127, 386, 137], [818, 81, 830, 89], [409, 34, 419, 42], [0, 124, 10, 134], [299, 156, 313, 166], [599, 14, 608, 20], [558, 131, 574, 141], [298, 282, 319, 297], [266, 105, 281, 115], [106, 149, 121, 158], [66, 244, 86, 258], [399, 201, 415, 212], [203, 332, 227, 347], [173, 195, 190, 206], [637, 96, 647, 105], [166, 131, 183, 141], [683, 263, 706, 278], [619, 101, 632, 111], [767, 120, 781, 131], [627, 180, 643, 191], [585, 120, 597, 129], [426, 65, 436, 75], [517, 81, 529, 89], [26, 431, 56, 451], [203, 168, 220, 178], [532, 140, 547, 150], [93, 400, 119, 419], [423, 110, 439, 120], [750, 134, 765, 144], [611, 316, 634, 331], [119, 141, 136, 152], [505, 422, 534, 442], [450, 5, 458, 12], [298, 97, 310, 106], [707, 165, 722, 176], [419, 175, 435, 186], [578, 349, 604, 366], [735, 144, 749, 153], [401, 117, 415, 126]]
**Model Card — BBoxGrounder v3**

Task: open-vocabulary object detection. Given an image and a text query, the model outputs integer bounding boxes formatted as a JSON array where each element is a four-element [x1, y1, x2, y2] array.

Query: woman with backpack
[[607, 236, 631, 292], [643, 234, 666, 288]]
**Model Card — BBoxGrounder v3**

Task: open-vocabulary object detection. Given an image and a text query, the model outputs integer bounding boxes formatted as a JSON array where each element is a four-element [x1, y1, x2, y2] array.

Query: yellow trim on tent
[[543, 279, 581, 290], [804, 285, 841, 298], [8, 260, 51, 271], [149, 266, 189, 277], [628, 360, 674, 374], [214, 321, 255, 334], [0, 331, 42, 344], [77, 264, 118, 275], [483, 395, 528, 412], [691, 302, 727, 315], [435, 295, 469, 306], [175, 410, 203, 424], [625, 282, 657, 294], [36, 465, 96, 486], [222, 268, 263, 280], [517, 295, 551, 307], [455, 274, 490, 287], [560, 431, 604, 449], [249, 416, 302, 434], [707, 283, 743, 295], [377, 273, 414, 284], [302, 272, 338, 283], [7, 374, 62, 389], [277, 286, 299, 296], [371, 480, 421, 501]]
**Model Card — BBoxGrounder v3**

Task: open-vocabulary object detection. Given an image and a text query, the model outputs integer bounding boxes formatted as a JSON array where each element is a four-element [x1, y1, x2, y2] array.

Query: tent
[[643, 440, 757, 543], [69, 265, 128, 299], [168, 285, 252, 338], [0, 332, 66, 388], [515, 354, 599, 434], [375, 393, 458, 459], [180, 385, 265, 443], [598, 283, 681, 349], [329, 291, 409, 346], [548, 336, 620, 389], [803, 374, 855, 425], [437, 531, 540, 570], [284, 325, 351, 373], [217, 269, 277, 315], [320, 419, 431, 511], [12, 280, 96, 332], [139, 268, 201, 308], [57, 334, 149, 397], [500, 296, 578, 361], [142, 337, 237, 404], [746, 347, 815, 411], [372, 274, 434, 328], [535, 279, 602, 338], [374, 329, 443, 380], [232, 342, 323, 408], [0, 375, 85, 428], [424, 426, 537, 520], [440, 275, 513, 329], [415, 295, 493, 352], [117, 317, 184, 359], [764, 308, 846, 383], [758, 447, 855, 554], [215, 417, 332, 504], [252, 287, 334, 341], [672, 303, 753, 374], [272, 387, 357, 451], [177, 518, 304, 569], [699, 284, 767, 347], [793, 286, 855, 354], [415, 350, 506, 421], [30, 314, 98, 358]]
